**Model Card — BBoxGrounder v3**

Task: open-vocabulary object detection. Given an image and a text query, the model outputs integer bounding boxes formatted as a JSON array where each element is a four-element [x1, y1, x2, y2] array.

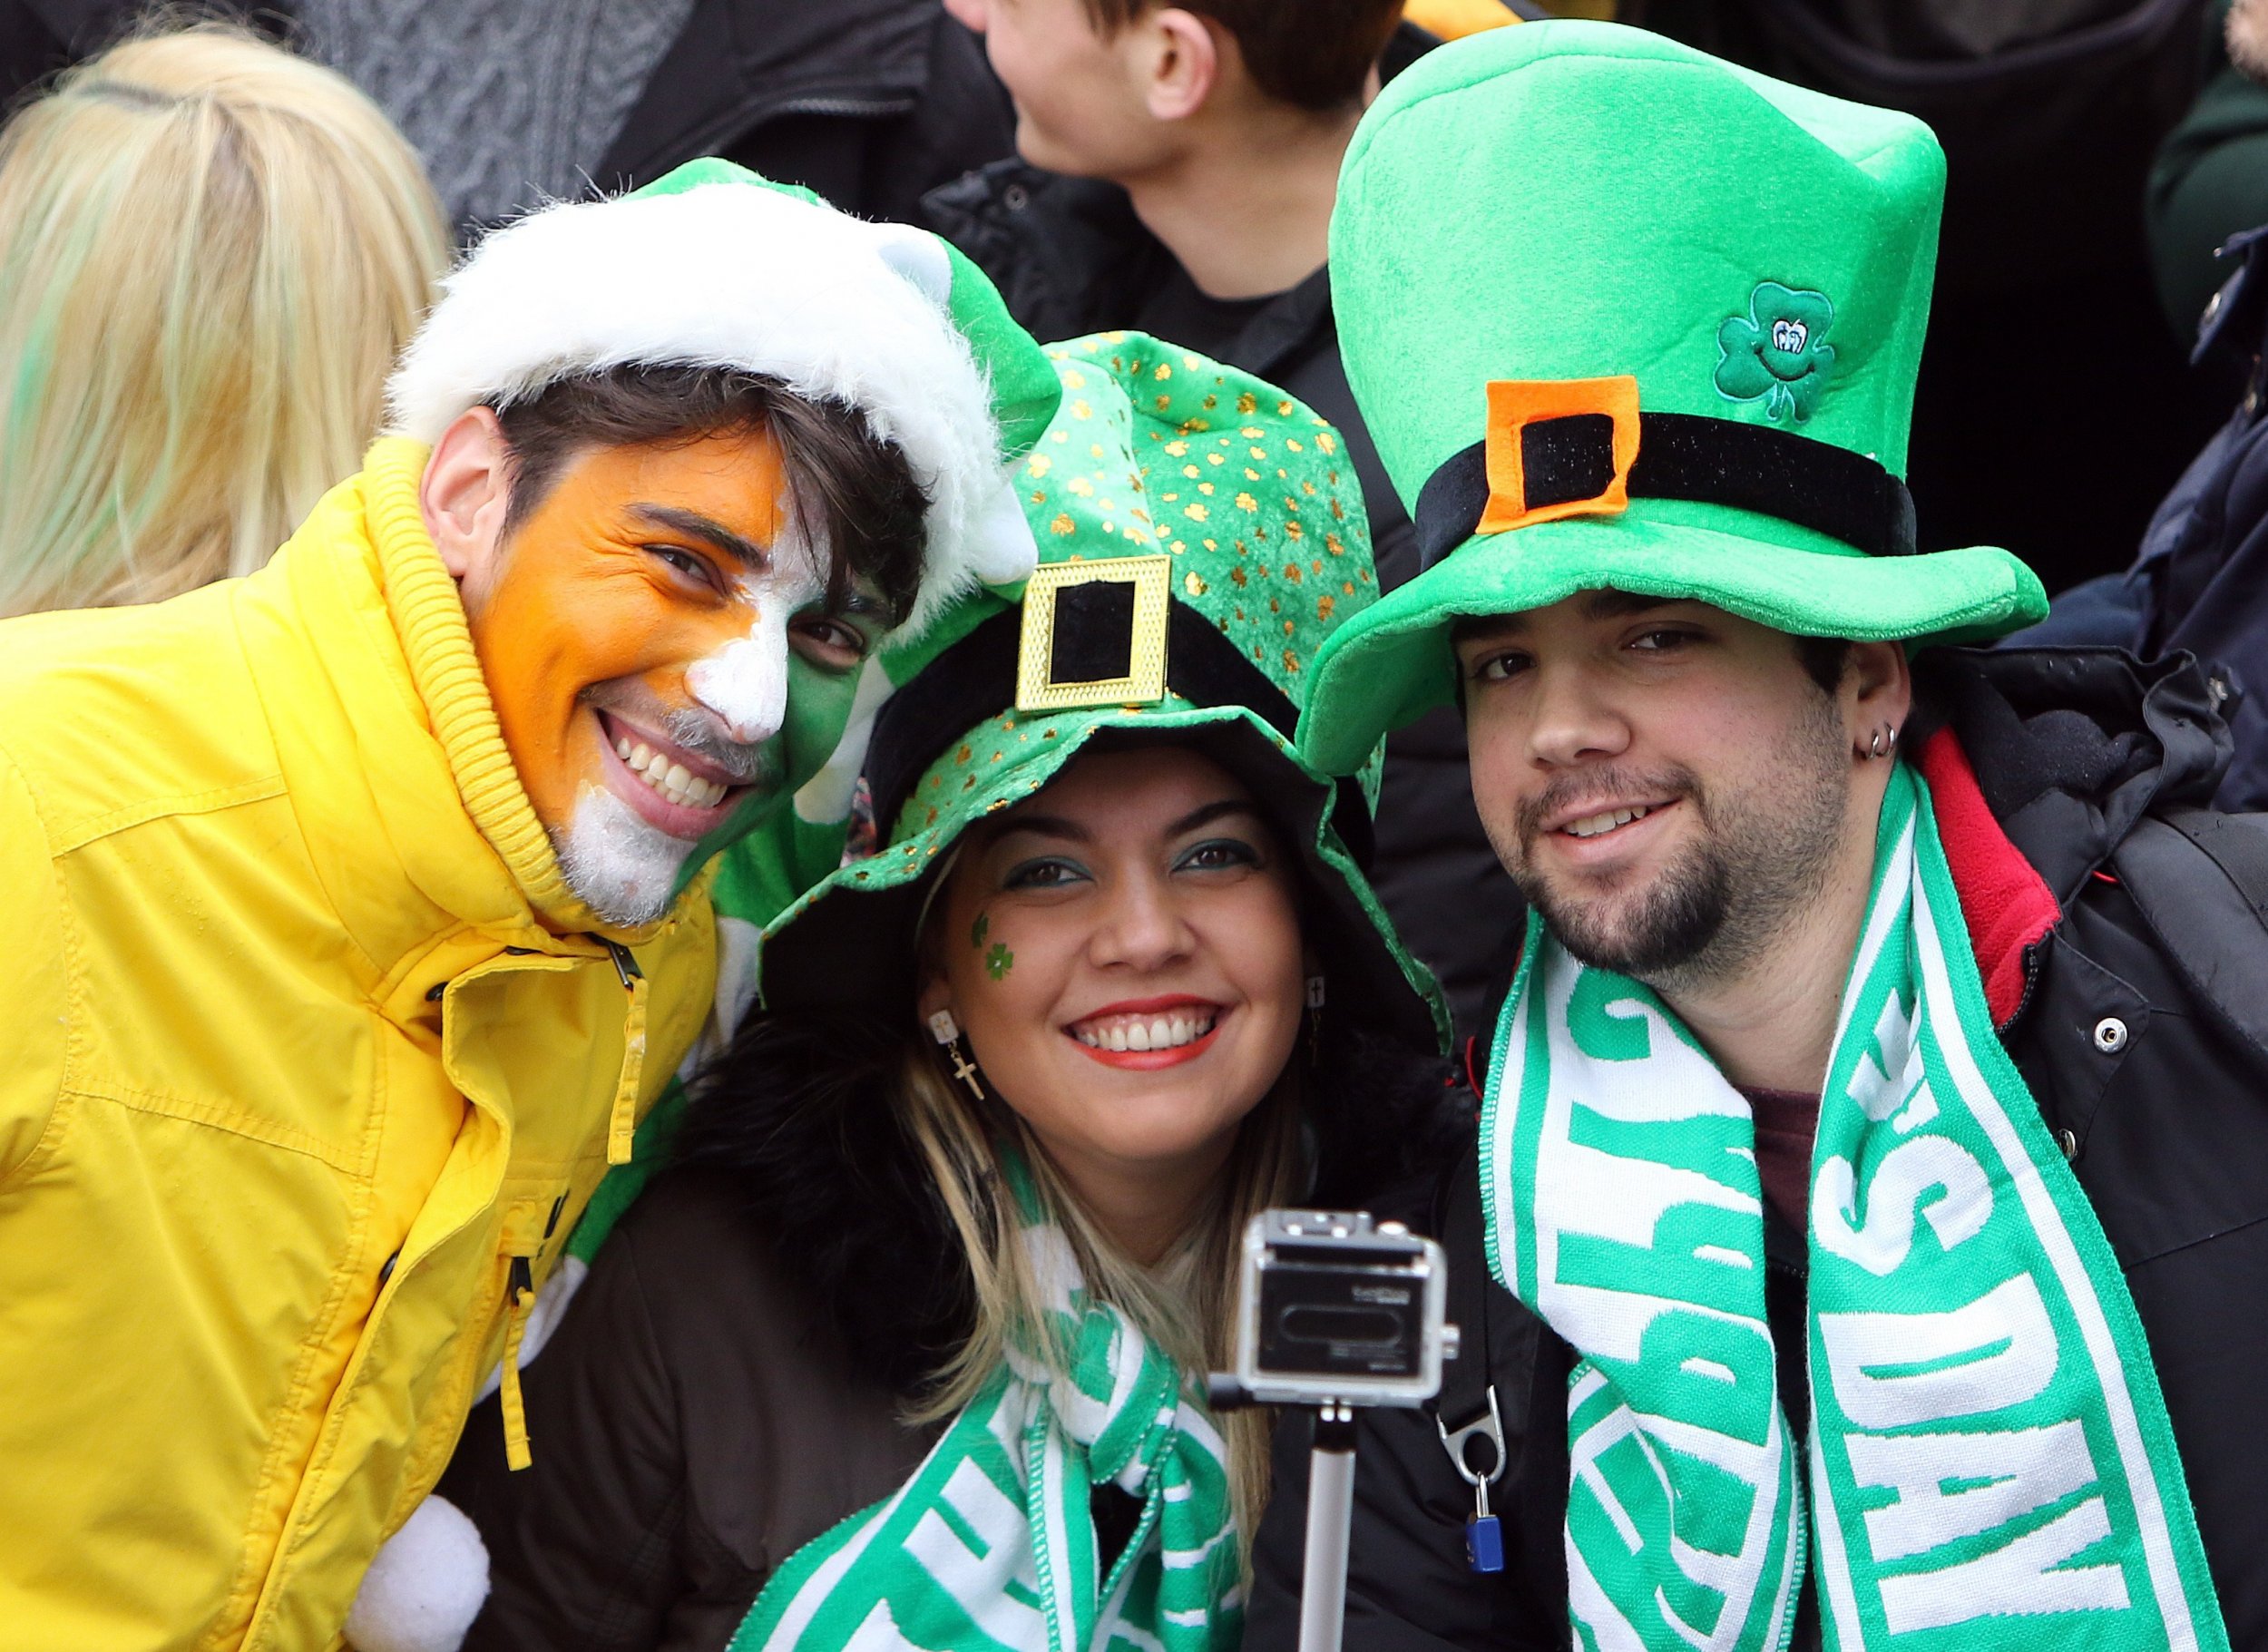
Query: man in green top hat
[[1246, 20, 2268, 1652]]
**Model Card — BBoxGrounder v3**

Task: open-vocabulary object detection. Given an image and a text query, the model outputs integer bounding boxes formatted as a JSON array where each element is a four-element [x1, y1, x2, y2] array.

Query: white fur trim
[[344, 1496, 489, 1652], [386, 182, 1019, 632]]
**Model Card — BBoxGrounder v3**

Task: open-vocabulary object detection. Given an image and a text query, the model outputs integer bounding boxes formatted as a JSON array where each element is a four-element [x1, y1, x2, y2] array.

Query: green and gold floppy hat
[[1295, 21, 2048, 777], [758, 333, 1447, 1050]]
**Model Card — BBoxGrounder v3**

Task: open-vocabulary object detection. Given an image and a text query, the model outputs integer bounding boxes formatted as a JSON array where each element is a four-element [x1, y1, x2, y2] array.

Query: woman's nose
[[1089, 871, 1192, 971]]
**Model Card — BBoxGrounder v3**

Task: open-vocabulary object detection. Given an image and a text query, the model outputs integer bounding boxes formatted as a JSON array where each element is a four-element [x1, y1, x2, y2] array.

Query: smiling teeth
[[1073, 1012, 1218, 1052], [613, 736, 728, 810], [1565, 805, 1652, 839]]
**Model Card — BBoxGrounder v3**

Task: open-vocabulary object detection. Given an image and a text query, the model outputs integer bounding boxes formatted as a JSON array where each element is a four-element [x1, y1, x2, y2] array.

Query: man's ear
[[1143, 7, 1222, 122], [1843, 639, 1914, 745], [419, 406, 515, 592]]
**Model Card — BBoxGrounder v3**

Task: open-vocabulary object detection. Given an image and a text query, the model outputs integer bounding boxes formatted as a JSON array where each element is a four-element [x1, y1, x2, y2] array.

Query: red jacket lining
[[1916, 726, 2061, 1027]]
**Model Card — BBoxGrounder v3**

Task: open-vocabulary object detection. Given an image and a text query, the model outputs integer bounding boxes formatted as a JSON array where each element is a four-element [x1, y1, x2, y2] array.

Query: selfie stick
[[1300, 1401, 1359, 1652]]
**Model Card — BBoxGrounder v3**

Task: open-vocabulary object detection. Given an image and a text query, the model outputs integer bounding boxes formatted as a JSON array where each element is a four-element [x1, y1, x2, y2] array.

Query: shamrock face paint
[[458, 428, 881, 924], [971, 910, 1014, 978]]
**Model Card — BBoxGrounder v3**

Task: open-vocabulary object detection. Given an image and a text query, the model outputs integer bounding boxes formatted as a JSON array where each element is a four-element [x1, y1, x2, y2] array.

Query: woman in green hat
[[447, 334, 1456, 1652]]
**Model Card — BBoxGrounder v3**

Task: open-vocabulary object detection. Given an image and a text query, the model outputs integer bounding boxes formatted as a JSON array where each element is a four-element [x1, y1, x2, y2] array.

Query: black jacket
[[922, 130, 1527, 1041], [2026, 223, 2268, 813], [589, 0, 1014, 228], [443, 1010, 1470, 1651], [1246, 646, 2268, 1650]]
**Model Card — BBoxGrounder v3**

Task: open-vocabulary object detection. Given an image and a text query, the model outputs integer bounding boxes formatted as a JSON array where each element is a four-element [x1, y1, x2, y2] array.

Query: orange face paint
[[461, 427, 833, 914]]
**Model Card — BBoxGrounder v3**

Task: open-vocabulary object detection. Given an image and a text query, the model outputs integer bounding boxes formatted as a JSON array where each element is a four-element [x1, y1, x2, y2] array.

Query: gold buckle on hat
[[1015, 555, 1173, 712], [1478, 376, 1641, 534]]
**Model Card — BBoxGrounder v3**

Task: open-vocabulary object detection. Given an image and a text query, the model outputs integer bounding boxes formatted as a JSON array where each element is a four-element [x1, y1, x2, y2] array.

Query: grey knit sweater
[[301, 0, 698, 234]]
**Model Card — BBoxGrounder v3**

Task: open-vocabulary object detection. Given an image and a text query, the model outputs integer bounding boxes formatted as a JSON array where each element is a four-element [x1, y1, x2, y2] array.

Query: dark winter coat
[[588, 0, 1015, 230], [1246, 646, 2268, 1651], [2021, 221, 2268, 814], [918, 38, 1530, 1044], [441, 1010, 1469, 1652]]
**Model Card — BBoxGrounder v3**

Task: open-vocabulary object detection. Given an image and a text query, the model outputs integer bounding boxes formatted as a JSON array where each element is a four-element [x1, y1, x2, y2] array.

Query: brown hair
[[1082, 0, 1403, 111], [495, 365, 931, 624]]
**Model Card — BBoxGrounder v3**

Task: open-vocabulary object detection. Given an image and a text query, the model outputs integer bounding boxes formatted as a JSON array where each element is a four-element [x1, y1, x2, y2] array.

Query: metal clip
[[1439, 1384, 1509, 1574], [1437, 1383, 1507, 1490]]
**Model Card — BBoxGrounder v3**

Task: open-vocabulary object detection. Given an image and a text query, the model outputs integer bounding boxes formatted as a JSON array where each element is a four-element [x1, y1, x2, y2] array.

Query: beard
[[552, 787, 699, 926], [1497, 694, 1853, 986]]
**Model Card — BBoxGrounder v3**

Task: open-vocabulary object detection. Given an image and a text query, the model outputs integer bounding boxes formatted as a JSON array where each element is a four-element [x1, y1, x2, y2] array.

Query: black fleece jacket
[[1246, 647, 2268, 1651]]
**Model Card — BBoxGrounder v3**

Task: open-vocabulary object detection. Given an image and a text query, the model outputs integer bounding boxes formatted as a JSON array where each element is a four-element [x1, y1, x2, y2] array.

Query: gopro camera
[[1221, 1209, 1452, 1409]]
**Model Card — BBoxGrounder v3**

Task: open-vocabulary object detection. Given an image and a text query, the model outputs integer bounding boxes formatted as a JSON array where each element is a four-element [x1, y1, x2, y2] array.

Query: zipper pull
[[597, 939, 649, 1166], [498, 1254, 537, 1471]]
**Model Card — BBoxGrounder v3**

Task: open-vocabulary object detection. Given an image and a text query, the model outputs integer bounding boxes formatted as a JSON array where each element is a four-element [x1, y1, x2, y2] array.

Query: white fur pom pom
[[344, 1494, 491, 1652]]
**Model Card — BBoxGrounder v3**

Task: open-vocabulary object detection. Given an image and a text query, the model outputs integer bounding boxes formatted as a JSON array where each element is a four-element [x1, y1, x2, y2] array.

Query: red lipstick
[[1065, 996, 1226, 1070]]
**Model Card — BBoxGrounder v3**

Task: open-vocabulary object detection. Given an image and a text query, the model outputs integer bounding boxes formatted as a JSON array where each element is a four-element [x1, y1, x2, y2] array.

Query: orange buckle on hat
[[1476, 376, 1641, 534]]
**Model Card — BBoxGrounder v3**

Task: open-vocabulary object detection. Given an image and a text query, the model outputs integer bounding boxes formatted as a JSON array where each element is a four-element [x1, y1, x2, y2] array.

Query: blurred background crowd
[[5, 0, 2268, 1036]]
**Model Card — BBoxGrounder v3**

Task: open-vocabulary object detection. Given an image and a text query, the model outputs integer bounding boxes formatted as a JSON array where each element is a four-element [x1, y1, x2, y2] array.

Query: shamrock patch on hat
[[1715, 280, 1838, 424]]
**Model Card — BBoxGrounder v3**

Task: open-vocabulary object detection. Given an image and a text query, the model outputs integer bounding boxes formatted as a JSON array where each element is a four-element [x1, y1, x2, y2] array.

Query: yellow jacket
[[0, 439, 716, 1651]]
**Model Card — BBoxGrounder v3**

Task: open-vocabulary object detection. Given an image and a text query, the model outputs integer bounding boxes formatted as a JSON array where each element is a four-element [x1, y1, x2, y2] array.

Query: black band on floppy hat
[[865, 561, 1375, 868], [1412, 376, 1918, 570]]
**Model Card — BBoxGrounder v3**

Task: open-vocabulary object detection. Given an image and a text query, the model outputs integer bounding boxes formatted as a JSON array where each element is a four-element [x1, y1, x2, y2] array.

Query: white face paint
[[685, 613, 794, 744], [682, 528, 831, 745], [552, 786, 697, 926]]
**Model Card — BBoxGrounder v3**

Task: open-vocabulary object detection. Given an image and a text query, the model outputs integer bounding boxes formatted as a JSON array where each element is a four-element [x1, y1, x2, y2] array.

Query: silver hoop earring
[[926, 1009, 985, 1101], [1867, 725, 1894, 759]]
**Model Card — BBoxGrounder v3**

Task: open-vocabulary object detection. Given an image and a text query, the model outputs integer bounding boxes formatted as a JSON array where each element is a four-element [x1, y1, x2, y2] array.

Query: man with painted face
[[0, 159, 1057, 1651], [1250, 24, 2268, 1652]]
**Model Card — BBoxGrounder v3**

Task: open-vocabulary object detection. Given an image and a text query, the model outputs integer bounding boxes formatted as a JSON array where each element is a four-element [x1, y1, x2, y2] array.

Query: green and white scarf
[[1483, 760, 2228, 1649], [730, 1180, 1243, 1652]]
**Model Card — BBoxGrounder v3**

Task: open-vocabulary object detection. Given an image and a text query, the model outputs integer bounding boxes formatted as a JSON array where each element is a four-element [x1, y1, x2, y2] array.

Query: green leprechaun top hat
[[758, 333, 1448, 1051], [1295, 21, 2049, 777]]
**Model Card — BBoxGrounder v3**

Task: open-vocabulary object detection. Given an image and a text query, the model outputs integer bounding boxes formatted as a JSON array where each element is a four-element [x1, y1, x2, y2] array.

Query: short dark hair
[[1083, 0, 1404, 111], [1794, 634, 1853, 698], [494, 365, 929, 624]]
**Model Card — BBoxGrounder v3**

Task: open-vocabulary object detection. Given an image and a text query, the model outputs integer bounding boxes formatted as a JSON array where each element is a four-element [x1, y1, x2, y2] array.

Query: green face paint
[[971, 912, 990, 951], [669, 646, 867, 898], [984, 942, 1014, 981]]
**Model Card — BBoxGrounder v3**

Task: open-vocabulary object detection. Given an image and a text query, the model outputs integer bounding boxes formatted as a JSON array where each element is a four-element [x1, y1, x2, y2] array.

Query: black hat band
[[1413, 395, 1918, 571]]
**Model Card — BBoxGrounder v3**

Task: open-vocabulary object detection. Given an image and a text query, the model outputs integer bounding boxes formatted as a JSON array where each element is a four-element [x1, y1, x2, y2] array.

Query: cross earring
[[927, 1009, 985, 1101], [1305, 975, 1326, 1065]]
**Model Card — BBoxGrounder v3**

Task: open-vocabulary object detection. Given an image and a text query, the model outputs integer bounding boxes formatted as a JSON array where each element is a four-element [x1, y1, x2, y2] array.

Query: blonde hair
[[0, 19, 450, 617], [895, 1042, 1305, 1553]]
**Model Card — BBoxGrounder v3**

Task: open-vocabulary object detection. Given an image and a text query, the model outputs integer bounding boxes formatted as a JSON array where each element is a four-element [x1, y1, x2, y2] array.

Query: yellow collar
[[361, 436, 669, 945]]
